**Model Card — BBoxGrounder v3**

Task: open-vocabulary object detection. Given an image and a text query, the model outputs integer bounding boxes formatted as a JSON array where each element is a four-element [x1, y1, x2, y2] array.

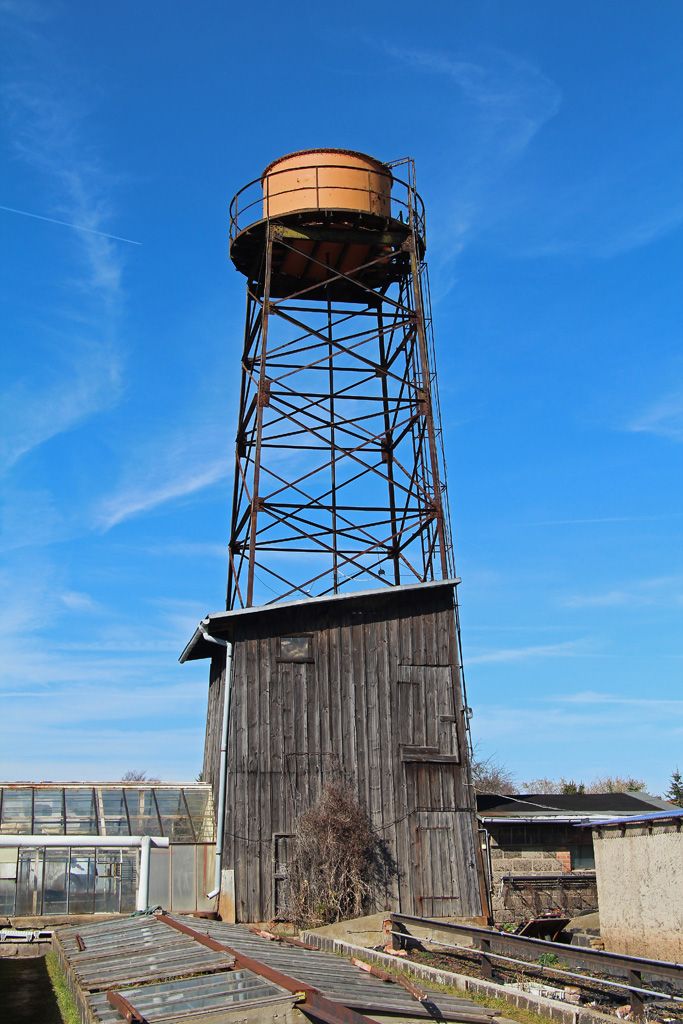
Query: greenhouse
[[0, 782, 216, 917]]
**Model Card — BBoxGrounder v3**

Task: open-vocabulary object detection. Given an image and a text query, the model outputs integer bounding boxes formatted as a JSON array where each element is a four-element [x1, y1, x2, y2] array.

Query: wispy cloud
[[96, 448, 231, 531], [628, 391, 683, 442], [562, 576, 683, 609], [467, 638, 590, 665], [59, 590, 97, 612], [0, 12, 127, 474], [0, 339, 122, 474], [548, 690, 683, 710], [384, 45, 561, 277]]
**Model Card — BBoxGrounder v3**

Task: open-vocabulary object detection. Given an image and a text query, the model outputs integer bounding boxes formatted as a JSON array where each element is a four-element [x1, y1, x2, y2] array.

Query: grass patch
[[45, 953, 80, 1024]]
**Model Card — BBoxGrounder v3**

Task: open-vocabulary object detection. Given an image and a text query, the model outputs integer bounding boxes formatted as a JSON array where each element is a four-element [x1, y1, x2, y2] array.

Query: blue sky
[[1, 1, 681, 792]]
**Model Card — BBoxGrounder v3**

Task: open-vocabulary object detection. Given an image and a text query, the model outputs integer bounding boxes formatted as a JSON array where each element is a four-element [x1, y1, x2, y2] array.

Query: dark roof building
[[475, 792, 677, 926], [477, 791, 674, 821]]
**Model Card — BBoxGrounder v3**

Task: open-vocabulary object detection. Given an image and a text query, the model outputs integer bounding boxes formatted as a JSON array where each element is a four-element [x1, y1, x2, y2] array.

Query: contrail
[[0, 204, 141, 245]]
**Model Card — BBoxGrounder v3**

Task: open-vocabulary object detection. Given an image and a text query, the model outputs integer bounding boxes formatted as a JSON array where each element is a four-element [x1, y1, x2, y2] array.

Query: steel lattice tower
[[226, 150, 454, 608]]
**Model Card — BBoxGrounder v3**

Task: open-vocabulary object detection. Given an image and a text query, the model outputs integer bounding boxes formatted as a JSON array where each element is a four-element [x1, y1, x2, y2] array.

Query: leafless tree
[[121, 769, 161, 783], [470, 749, 516, 795]]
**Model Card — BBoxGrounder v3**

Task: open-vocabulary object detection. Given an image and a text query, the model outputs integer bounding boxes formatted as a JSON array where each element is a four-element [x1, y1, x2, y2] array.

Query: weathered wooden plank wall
[[203, 585, 483, 922]]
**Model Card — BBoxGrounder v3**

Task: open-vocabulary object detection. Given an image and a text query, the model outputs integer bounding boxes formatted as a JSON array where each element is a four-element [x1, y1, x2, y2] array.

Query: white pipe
[[197, 624, 232, 900], [136, 835, 152, 911], [0, 836, 169, 848]]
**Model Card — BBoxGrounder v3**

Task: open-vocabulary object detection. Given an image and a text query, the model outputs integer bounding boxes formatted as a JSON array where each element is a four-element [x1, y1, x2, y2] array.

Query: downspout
[[198, 623, 233, 900]]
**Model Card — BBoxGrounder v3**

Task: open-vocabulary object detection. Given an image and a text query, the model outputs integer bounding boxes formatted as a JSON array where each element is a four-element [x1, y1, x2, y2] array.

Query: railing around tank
[[229, 160, 426, 244]]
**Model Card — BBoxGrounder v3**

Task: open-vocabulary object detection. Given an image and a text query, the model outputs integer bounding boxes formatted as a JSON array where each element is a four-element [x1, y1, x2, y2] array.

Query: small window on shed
[[570, 844, 595, 870], [277, 635, 313, 661]]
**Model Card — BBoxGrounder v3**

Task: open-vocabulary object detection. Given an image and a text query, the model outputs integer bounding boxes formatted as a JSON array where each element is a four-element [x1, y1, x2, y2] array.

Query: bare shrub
[[287, 783, 389, 927]]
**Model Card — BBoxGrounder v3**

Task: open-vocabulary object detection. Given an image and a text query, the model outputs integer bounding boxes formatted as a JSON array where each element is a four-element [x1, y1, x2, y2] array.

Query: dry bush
[[287, 783, 390, 928]]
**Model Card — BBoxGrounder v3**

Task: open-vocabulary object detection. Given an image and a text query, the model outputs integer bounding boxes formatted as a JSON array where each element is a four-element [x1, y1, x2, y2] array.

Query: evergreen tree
[[665, 768, 683, 807]]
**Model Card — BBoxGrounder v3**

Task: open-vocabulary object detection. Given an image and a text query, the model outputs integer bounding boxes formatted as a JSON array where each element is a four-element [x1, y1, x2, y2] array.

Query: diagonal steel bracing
[[227, 172, 453, 608]]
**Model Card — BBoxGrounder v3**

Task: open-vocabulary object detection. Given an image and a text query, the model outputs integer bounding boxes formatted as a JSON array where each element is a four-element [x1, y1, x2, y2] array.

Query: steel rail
[[389, 913, 683, 984], [390, 912, 683, 1018], [390, 931, 683, 1003]]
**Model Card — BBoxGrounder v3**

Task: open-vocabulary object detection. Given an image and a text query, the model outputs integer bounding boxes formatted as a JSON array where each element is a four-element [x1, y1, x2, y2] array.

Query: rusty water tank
[[261, 148, 392, 219]]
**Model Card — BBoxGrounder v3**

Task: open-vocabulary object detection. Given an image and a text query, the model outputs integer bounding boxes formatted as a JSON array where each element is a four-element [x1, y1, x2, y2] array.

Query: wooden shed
[[181, 579, 487, 923]]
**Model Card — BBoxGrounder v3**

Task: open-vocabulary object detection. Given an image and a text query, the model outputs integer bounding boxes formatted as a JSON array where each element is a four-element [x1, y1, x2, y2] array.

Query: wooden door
[[396, 665, 460, 758]]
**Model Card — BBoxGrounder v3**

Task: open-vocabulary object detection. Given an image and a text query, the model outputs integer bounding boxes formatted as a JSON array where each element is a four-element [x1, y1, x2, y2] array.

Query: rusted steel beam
[[248, 926, 317, 950], [628, 969, 645, 1019], [74, 933, 86, 951], [106, 990, 147, 1023], [350, 956, 396, 982], [155, 915, 375, 1024]]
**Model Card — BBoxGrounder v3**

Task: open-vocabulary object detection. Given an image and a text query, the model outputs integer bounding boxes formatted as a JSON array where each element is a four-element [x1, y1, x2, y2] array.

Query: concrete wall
[[593, 820, 682, 960]]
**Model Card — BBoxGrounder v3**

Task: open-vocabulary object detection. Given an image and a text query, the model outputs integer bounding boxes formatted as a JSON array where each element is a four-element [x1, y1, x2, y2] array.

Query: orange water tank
[[261, 148, 392, 219]]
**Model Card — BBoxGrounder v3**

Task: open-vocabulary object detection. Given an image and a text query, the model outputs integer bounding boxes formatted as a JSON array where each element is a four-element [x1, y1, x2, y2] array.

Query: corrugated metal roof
[[576, 808, 683, 827], [180, 577, 460, 662]]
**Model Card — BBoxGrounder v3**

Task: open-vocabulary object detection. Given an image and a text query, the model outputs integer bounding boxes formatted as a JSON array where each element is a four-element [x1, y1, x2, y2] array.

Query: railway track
[[389, 913, 683, 1019]]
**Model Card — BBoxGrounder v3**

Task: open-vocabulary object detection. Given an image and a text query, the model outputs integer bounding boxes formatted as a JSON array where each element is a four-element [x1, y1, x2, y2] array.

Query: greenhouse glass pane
[[69, 850, 96, 914], [65, 788, 98, 835], [33, 789, 65, 834], [154, 790, 194, 842], [183, 789, 215, 842], [120, 851, 137, 913], [0, 789, 33, 833], [42, 849, 69, 913], [100, 789, 129, 835], [125, 789, 161, 835]]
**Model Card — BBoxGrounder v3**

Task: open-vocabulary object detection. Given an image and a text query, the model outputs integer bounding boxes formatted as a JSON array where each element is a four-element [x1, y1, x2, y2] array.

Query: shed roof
[[477, 792, 676, 818], [179, 578, 460, 662], [578, 808, 683, 828]]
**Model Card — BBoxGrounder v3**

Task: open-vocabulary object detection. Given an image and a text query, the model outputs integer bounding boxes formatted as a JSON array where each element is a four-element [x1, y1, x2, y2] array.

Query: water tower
[[226, 149, 453, 608], [181, 151, 488, 924]]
